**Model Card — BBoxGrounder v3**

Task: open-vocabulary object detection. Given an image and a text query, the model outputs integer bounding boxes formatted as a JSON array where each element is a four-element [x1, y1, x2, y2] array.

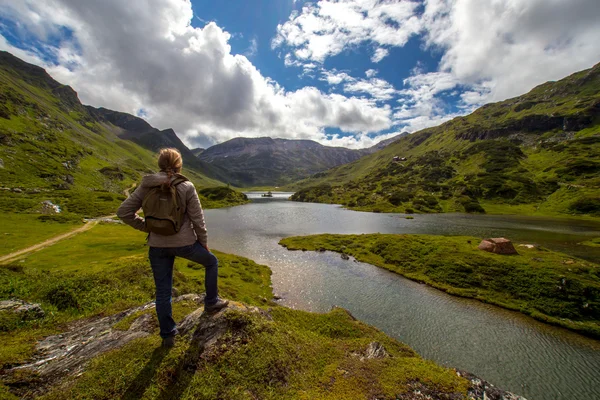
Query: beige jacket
[[116, 172, 208, 248]]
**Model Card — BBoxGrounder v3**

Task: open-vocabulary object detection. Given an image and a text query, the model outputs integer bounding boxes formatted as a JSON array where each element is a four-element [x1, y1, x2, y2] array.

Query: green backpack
[[142, 175, 188, 236]]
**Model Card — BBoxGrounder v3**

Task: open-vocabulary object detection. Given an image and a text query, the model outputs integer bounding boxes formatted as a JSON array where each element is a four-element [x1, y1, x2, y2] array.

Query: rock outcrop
[[0, 299, 44, 320], [3, 296, 526, 400]]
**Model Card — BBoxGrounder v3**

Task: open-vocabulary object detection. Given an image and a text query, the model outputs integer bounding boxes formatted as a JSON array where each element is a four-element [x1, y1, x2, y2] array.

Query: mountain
[[197, 137, 374, 187], [190, 147, 204, 157], [84, 106, 232, 184], [289, 62, 600, 217], [0, 51, 232, 217]]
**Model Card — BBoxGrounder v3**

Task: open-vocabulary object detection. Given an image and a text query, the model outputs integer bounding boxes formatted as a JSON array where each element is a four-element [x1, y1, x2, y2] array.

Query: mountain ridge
[[196, 135, 402, 187]]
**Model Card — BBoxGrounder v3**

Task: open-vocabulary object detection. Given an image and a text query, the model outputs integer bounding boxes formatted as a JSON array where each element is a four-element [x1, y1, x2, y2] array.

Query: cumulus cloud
[[371, 47, 389, 63], [273, 0, 421, 63], [0, 0, 392, 149], [420, 0, 600, 102], [273, 0, 600, 135]]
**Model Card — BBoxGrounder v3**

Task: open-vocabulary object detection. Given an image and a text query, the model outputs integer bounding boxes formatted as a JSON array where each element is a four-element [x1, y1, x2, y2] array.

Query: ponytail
[[157, 148, 183, 191]]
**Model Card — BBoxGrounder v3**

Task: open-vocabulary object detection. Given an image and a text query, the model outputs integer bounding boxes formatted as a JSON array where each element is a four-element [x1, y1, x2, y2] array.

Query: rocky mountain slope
[[197, 136, 398, 187], [0, 51, 243, 216], [290, 62, 600, 217]]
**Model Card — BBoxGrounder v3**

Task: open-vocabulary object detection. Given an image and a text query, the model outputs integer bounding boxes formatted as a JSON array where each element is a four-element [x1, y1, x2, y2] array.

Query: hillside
[[0, 52, 243, 216], [198, 137, 375, 187], [289, 62, 600, 218]]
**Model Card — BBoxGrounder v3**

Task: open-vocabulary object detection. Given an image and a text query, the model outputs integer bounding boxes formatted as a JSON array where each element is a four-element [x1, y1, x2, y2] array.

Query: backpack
[[142, 175, 188, 236]]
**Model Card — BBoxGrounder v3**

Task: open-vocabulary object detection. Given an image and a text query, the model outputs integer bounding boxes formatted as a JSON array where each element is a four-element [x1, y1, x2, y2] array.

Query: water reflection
[[205, 195, 600, 400]]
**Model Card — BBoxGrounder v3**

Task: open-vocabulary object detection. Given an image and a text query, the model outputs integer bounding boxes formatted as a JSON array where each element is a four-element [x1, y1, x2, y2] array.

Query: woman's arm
[[116, 187, 148, 232], [186, 183, 208, 247]]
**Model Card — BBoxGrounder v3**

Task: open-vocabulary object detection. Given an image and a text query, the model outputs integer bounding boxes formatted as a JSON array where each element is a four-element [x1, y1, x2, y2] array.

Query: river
[[205, 192, 600, 400]]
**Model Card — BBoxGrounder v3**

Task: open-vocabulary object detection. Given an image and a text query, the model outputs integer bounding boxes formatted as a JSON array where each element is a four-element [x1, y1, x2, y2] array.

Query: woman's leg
[[175, 242, 219, 304], [149, 247, 177, 338]]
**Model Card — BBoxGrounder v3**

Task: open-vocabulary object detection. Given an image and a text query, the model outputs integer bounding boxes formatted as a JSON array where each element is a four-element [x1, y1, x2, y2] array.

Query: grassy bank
[[279, 234, 600, 338], [1, 224, 478, 399]]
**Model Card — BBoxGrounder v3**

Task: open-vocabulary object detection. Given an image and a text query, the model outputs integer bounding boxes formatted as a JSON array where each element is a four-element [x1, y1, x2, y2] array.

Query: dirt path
[[0, 220, 101, 264], [0, 183, 137, 265]]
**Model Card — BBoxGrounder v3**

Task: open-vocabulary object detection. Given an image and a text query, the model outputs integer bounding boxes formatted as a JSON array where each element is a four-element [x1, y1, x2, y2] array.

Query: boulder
[[0, 299, 44, 320], [478, 238, 518, 255]]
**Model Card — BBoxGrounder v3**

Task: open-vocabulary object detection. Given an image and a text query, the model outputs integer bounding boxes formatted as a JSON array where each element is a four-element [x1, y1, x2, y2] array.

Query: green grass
[[279, 234, 600, 338], [37, 307, 468, 400], [0, 222, 272, 369], [0, 214, 82, 256], [1, 223, 476, 399], [582, 238, 600, 248]]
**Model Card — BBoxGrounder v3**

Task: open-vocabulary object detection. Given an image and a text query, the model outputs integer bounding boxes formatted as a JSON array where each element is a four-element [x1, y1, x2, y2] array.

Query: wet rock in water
[[317, 247, 326, 252], [6, 294, 204, 398], [478, 238, 518, 255], [457, 370, 528, 400], [272, 294, 282, 301], [0, 299, 45, 320], [341, 253, 350, 260]]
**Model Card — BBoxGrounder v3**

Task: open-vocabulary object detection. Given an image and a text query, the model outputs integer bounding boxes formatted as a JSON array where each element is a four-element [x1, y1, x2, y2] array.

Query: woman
[[117, 148, 228, 347]]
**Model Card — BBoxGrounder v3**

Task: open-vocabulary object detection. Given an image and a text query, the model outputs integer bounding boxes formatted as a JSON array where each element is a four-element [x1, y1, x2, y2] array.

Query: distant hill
[[0, 51, 235, 217], [198, 137, 376, 187], [289, 62, 600, 218], [85, 106, 231, 184], [191, 147, 205, 157]]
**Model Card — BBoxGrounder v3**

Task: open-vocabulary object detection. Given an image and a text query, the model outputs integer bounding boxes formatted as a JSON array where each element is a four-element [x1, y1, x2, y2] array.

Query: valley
[[1, 50, 600, 400]]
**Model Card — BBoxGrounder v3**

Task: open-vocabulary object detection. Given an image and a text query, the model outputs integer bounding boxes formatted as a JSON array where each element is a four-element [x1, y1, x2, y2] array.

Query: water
[[206, 193, 600, 400]]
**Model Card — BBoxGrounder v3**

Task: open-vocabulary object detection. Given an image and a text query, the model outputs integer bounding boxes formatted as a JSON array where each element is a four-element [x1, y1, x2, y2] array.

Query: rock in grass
[[0, 299, 44, 320], [478, 237, 518, 255]]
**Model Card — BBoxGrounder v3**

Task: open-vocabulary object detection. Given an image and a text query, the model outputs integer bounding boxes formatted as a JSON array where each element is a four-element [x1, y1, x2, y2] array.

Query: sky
[[0, 0, 599, 149]]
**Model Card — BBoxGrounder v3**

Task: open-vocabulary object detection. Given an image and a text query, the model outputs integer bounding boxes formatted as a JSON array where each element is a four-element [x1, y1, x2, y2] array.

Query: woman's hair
[[157, 148, 183, 190]]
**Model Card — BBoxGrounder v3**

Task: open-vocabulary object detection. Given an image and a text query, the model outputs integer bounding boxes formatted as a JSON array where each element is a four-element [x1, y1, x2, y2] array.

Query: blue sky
[[1, 0, 599, 148]]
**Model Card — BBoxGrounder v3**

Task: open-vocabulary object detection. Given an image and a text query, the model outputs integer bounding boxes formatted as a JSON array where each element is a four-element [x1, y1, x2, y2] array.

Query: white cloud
[[273, 0, 421, 63], [420, 0, 600, 102], [244, 37, 258, 57], [365, 69, 377, 78], [344, 77, 397, 101], [0, 0, 392, 149], [370, 47, 389, 63], [319, 69, 354, 85]]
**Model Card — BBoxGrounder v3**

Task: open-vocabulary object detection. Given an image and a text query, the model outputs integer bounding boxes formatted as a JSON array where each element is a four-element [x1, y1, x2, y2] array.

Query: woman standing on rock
[[117, 148, 228, 347]]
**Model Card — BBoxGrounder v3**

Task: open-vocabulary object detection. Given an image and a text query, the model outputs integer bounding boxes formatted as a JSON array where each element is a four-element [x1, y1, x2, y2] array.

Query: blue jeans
[[149, 242, 219, 338]]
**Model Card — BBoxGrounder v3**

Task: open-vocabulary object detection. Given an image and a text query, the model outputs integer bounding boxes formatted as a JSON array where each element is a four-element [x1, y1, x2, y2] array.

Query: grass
[[0, 222, 272, 369], [1, 222, 477, 399], [279, 234, 600, 338], [0, 213, 82, 256], [36, 308, 469, 400]]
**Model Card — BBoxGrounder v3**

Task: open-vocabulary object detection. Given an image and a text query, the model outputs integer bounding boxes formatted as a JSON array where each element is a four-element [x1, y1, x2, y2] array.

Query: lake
[[205, 192, 600, 400]]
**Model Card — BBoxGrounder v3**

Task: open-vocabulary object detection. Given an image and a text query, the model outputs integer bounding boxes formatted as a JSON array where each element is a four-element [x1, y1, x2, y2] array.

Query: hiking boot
[[161, 336, 175, 348], [204, 298, 229, 314]]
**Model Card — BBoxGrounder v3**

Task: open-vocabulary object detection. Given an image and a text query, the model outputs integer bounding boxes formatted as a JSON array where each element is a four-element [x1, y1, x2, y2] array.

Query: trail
[[0, 219, 100, 264], [0, 183, 137, 265]]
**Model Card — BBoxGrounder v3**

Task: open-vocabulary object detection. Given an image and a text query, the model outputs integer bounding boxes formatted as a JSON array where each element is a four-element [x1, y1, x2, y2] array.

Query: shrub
[[569, 197, 600, 216]]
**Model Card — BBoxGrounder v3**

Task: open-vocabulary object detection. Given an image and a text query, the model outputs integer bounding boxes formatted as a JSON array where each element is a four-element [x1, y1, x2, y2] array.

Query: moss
[[279, 234, 600, 338]]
